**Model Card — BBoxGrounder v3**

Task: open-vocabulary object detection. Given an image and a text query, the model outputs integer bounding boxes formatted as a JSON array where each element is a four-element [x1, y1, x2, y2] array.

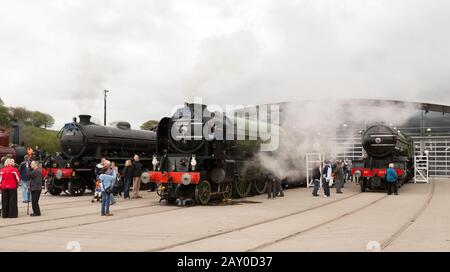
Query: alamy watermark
[[169, 97, 280, 152], [66, 241, 81, 252]]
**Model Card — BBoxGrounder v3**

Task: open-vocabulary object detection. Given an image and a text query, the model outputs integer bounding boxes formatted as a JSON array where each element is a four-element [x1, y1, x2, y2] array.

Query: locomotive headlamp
[[354, 170, 362, 178], [55, 170, 63, 180], [141, 172, 150, 184], [179, 125, 188, 135], [152, 155, 159, 171], [181, 173, 192, 185], [190, 155, 197, 171]]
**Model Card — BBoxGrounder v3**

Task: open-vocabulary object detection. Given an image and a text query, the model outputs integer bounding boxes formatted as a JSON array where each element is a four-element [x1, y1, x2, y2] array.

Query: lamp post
[[104, 90, 110, 126]]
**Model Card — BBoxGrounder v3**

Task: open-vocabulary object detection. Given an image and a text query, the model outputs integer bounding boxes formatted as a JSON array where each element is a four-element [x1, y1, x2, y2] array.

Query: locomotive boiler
[[44, 115, 157, 196], [352, 124, 414, 192], [143, 103, 270, 205]]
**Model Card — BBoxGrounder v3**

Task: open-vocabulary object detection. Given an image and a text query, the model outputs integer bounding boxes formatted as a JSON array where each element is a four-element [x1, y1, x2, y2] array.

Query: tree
[[140, 120, 159, 131], [0, 98, 10, 126], [9, 107, 31, 124], [43, 114, 55, 128], [30, 111, 47, 128], [30, 111, 55, 128]]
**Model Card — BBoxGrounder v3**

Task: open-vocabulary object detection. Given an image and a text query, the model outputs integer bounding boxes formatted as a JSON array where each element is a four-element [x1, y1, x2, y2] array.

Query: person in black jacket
[[311, 163, 321, 197], [265, 170, 277, 199], [122, 160, 133, 199], [131, 155, 143, 199], [28, 161, 42, 216]]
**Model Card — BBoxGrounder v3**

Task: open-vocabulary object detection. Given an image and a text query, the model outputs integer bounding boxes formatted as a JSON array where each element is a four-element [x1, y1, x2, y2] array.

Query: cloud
[[1, 0, 449, 130]]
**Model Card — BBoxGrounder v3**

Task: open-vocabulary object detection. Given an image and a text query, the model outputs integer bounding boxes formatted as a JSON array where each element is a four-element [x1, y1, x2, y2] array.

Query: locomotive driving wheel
[[68, 178, 87, 196], [195, 180, 211, 205], [156, 183, 164, 197], [252, 178, 267, 195], [233, 175, 252, 198], [46, 178, 62, 196], [221, 182, 233, 200]]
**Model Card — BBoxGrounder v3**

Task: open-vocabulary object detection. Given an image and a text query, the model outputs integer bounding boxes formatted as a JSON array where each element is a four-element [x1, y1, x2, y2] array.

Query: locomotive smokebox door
[[210, 168, 226, 183]]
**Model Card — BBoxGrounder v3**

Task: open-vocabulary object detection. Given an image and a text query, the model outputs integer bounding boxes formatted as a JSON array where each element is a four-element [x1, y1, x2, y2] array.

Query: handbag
[[102, 183, 113, 194], [328, 177, 334, 187]]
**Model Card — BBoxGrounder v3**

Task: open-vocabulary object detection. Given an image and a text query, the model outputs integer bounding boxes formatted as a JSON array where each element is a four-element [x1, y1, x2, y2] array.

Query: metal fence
[[413, 137, 450, 177]]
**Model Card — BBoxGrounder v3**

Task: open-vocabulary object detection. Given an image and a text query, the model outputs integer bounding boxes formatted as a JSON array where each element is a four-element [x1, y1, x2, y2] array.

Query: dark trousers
[[123, 178, 132, 198], [267, 179, 276, 198], [31, 190, 42, 215], [276, 180, 284, 196], [322, 178, 330, 196], [1, 189, 18, 218], [335, 178, 343, 193], [387, 182, 398, 195], [312, 179, 320, 196]]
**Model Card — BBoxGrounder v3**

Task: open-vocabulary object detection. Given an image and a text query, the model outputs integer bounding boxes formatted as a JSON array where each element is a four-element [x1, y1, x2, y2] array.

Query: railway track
[[381, 179, 435, 250], [150, 192, 363, 252], [150, 181, 434, 252], [20, 196, 161, 212], [0, 202, 182, 239], [250, 180, 435, 252], [248, 194, 388, 251]]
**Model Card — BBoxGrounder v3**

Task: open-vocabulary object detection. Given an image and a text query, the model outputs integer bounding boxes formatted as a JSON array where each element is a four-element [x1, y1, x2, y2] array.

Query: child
[[91, 180, 102, 203]]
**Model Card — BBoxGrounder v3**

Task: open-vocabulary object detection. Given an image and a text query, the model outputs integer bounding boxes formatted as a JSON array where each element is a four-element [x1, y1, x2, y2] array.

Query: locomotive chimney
[[12, 125, 19, 146], [78, 115, 92, 125]]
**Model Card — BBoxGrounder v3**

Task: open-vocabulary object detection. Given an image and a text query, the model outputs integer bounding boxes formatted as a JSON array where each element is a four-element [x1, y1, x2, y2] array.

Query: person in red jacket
[[0, 158, 21, 218]]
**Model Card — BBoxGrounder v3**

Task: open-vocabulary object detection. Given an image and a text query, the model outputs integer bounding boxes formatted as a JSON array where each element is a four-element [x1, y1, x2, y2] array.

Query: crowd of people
[[0, 150, 147, 218], [310, 159, 398, 197], [91, 154, 145, 216], [0, 155, 43, 218], [0, 146, 401, 219]]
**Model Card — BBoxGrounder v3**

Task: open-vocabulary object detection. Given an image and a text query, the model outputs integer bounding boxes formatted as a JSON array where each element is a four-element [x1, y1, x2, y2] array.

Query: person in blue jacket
[[99, 162, 117, 216], [385, 163, 399, 195]]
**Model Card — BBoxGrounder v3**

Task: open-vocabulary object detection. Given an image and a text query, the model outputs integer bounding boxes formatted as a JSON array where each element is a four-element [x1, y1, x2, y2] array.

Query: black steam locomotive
[[44, 115, 157, 196], [351, 124, 414, 192], [143, 103, 269, 205]]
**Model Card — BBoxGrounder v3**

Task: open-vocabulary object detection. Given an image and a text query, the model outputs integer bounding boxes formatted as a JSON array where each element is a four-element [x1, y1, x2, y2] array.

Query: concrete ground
[[0, 178, 448, 252]]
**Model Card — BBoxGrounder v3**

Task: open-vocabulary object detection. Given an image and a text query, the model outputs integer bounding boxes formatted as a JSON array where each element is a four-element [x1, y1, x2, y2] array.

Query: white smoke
[[257, 99, 419, 180]]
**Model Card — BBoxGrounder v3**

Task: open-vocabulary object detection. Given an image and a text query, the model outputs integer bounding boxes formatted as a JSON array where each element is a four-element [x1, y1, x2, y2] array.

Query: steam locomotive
[[142, 103, 270, 205], [0, 126, 26, 164], [351, 124, 414, 192], [43, 115, 157, 196]]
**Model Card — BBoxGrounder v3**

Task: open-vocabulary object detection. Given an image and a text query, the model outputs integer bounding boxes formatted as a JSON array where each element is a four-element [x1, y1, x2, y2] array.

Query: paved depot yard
[[0, 178, 448, 252]]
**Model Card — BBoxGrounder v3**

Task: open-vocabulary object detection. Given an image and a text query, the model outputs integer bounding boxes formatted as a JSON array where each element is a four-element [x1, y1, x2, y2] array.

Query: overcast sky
[[1, 0, 450, 129]]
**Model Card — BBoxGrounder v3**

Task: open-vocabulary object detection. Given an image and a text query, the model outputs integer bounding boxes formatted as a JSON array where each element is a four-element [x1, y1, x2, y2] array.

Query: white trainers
[[323, 195, 329, 198]]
